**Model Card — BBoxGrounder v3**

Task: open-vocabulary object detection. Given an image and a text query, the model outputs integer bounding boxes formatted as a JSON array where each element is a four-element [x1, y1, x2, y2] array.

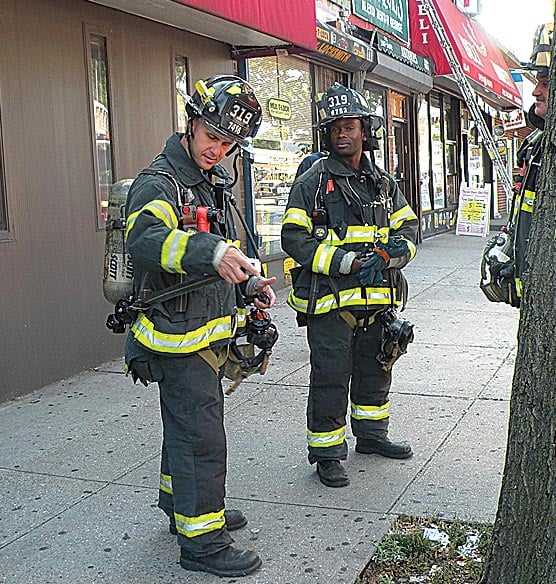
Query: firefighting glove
[[358, 252, 388, 286], [376, 236, 409, 258]]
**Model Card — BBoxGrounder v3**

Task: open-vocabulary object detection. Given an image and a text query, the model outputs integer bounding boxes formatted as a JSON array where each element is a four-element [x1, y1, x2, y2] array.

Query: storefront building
[[408, 0, 522, 236], [350, 1, 434, 235], [0, 0, 316, 400], [241, 1, 374, 282]]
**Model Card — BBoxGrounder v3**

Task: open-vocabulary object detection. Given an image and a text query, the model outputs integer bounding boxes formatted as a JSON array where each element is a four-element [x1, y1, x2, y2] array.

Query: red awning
[[175, 0, 317, 51], [409, 0, 521, 108]]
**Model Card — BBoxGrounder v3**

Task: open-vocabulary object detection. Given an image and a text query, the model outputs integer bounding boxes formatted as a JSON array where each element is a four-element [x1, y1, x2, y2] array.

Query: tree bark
[[480, 20, 556, 584]]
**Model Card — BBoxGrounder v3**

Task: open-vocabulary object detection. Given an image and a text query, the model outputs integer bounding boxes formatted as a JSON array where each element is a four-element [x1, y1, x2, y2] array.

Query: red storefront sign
[[409, 0, 521, 107], [175, 0, 317, 51]]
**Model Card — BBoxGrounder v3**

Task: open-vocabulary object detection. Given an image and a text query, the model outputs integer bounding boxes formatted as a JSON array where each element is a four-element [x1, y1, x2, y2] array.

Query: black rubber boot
[[169, 509, 247, 535], [355, 437, 413, 459], [316, 460, 350, 487], [180, 546, 262, 577]]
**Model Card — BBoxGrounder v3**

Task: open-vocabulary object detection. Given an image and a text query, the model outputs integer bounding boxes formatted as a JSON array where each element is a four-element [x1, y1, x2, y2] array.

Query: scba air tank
[[103, 179, 134, 304]]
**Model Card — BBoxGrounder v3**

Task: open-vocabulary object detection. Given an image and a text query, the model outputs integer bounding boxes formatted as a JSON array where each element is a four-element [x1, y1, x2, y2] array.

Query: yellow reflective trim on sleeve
[[401, 237, 417, 260], [125, 199, 179, 238], [307, 425, 346, 448], [160, 229, 191, 273], [351, 402, 390, 421], [390, 205, 418, 230], [174, 508, 225, 538], [282, 207, 313, 233], [515, 277, 524, 298], [131, 313, 235, 354], [520, 190, 536, 213], [125, 209, 141, 239], [160, 473, 173, 495], [312, 244, 337, 275]]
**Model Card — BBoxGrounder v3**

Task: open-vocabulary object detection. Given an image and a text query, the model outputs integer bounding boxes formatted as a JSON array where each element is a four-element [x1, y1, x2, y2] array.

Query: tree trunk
[[480, 21, 556, 584]]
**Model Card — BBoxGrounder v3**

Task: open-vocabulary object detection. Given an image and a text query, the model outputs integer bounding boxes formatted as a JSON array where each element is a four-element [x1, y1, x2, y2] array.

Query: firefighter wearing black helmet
[[480, 23, 553, 307], [124, 75, 275, 577], [281, 83, 418, 488], [510, 23, 552, 302]]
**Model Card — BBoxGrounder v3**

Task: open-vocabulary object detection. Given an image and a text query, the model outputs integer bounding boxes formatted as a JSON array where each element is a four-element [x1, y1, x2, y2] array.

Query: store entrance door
[[392, 120, 411, 200]]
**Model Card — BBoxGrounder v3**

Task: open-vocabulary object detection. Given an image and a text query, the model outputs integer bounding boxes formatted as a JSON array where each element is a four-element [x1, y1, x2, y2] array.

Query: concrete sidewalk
[[0, 233, 518, 584]]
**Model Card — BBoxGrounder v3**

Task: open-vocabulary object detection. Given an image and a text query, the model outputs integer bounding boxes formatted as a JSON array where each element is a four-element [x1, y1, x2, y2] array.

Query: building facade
[[0, 0, 315, 400]]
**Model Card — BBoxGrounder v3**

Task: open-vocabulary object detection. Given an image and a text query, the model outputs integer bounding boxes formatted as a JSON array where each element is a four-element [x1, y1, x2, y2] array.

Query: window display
[[417, 98, 431, 212], [363, 85, 387, 171], [248, 56, 313, 256], [430, 95, 446, 210]]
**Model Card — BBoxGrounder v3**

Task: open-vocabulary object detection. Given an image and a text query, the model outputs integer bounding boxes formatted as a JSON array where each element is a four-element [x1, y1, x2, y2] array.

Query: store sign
[[352, 0, 409, 43], [376, 33, 432, 74], [316, 21, 373, 68], [502, 109, 526, 131], [268, 98, 292, 120], [456, 184, 490, 237]]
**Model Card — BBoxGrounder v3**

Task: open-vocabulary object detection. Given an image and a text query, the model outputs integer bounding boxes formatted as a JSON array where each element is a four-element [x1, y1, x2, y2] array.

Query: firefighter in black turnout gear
[[480, 23, 552, 307], [124, 76, 276, 577], [281, 84, 418, 488]]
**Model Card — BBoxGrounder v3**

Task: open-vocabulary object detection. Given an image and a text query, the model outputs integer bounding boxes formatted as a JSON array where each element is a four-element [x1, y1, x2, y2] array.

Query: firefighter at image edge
[[124, 75, 276, 578], [281, 83, 418, 489], [480, 22, 552, 308]]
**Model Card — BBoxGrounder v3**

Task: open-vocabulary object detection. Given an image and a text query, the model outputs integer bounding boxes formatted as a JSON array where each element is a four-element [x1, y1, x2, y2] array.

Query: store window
[[468, 123, 485, 187], [444, 97, 459, 207], [429, 94, 445, 209], [417, 98, 431, 212], [86, 31, 115, 228], [362, 85, 387, 170], [173, 54, 189, 133], [248, 55, 313, 257]]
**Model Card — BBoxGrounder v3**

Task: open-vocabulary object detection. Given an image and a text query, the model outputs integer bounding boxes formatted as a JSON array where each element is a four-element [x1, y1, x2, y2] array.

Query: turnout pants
[[306, 311, 391, 464], [127, 341, 231, 557]]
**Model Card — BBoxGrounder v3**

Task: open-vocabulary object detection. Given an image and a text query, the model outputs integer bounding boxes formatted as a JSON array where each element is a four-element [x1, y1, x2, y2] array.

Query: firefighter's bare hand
[[217, 246, 259, 284], [254, 277, 277, 309]]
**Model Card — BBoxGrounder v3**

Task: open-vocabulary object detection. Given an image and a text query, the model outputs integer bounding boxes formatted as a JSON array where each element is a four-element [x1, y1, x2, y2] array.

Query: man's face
[[188, 119, 235, 170], [532, 74, 549, 119], [329, 118, 365, 158]]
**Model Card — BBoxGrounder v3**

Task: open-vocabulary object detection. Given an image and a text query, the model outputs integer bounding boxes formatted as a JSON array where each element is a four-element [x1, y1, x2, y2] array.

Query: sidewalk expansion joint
[[0, 466, 110, 486], [0, 480, 110, 551], [385, 344, 514, 515], [225, 495, 392, 517]]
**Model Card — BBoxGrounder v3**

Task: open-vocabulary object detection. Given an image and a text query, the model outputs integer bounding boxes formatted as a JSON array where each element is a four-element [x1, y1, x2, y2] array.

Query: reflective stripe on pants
[[306, 311, 391, 464]]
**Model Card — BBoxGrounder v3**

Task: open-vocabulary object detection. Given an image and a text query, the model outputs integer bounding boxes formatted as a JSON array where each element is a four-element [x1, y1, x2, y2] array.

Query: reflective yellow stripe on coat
[[126, 199, 178, 239], [161, 229, 192, 273], [389, 204, 418, 231], [282, 207, 313, 233], [520, 190, 536, 213], [307, 426, 346, 448], [132, 313, 236, 354], [288, 286, 399, 315], [312, 244, 337, 275]]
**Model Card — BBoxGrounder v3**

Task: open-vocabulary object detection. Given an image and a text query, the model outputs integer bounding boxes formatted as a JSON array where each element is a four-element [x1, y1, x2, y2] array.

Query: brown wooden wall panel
[[0, 0, 235, 400]]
